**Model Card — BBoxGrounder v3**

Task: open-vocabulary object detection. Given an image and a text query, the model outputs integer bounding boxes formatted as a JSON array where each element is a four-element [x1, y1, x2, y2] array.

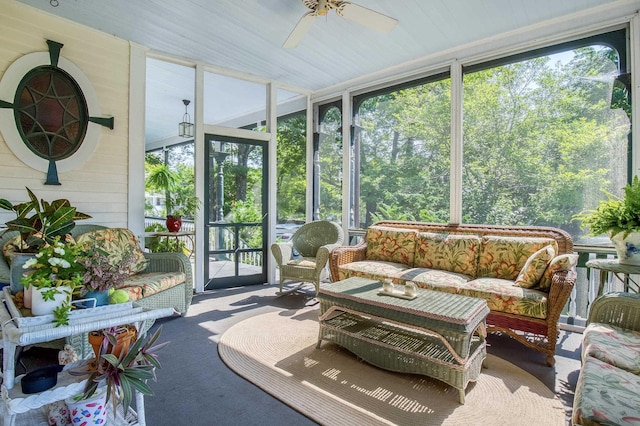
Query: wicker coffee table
[[317, 277, 489, 403]]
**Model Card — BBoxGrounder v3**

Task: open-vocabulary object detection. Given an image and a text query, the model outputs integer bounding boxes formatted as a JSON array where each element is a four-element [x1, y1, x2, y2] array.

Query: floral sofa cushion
[[572, 355, 640, 426], [76, 228, 148, 274], [582, 322, 640, 375], [365, 226, 418, 266], [537, 253, 578, 291], [120, 271, 187, 301], [2, 235, 25, 265], [399, 268, 471, 294], [338, 260, 410, 283], [458, 278, 548, 319], [414, 232, 480, 277], [477, 236, 559, 280], [514, 245, 555, 289]]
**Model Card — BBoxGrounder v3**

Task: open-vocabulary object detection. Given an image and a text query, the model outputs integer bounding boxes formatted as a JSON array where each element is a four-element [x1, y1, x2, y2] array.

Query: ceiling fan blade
[[336, 2, 398, 33], [283, 12, 317, 48]]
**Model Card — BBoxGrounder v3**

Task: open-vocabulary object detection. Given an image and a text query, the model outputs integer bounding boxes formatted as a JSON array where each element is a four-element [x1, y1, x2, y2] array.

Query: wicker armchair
[[271, 221, 344, 295], [586, 291, 640, 331]]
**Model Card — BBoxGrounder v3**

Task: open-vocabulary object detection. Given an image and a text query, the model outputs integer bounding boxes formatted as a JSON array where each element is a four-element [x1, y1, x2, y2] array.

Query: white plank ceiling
[[14, 0, 630, 145]]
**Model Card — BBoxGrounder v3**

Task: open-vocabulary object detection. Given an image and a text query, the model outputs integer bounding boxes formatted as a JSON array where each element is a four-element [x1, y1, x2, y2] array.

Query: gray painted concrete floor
[[15, 282, 581, 426]]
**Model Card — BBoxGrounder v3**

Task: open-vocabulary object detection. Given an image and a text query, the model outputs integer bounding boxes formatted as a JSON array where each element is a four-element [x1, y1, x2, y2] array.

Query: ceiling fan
[[283, 0, 398, 48]]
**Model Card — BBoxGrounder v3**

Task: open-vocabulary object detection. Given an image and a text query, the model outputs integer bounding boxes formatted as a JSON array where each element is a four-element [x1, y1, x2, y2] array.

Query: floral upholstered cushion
[[413, 232, 481, 277], [537, 253, 578, 291], [514, 245, 555, 289], [572, 356, 640, 426], [458, 278, 548, 319], [2, 235, 24, 265], [365, 226, 418, 266], [120, 271, 187, 301], [76, 228, 148, 274], [400, 268, 470, 294], [582, 322, 640, 375], [338, 260, 410, 283], [477, 236, 559, 280]]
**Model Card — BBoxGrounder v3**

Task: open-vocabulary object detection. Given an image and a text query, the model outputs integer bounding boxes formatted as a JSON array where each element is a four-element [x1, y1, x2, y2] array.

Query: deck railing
[[144, 217, 262, 266], [143, 220, 635, 327], [567, 245, 637, 329]]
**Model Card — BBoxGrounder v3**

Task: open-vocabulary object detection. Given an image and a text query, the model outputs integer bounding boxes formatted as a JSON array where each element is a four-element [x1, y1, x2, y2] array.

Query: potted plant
[[79, 325, 168, 417], [76, 237, 137, 306], [0, 187, 92, 253], [144, 222, 187, 254], [0, 187, 91, 294], [20, 236, 85, 325], [575, 176, 640, 264], [146, 164, 200, 232]]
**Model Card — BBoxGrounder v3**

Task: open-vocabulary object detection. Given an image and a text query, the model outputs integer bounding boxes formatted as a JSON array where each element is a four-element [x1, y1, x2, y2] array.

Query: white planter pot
[[65, 386, 108, 426], [610, 231, 640, 265], [23, 285, 32, 309], [31, 285, 71, 316]]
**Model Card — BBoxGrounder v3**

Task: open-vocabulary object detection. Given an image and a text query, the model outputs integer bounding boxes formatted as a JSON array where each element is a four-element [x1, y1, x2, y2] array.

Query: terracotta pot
[[166, 215, 182, 232], [89, 324, 138, 361]]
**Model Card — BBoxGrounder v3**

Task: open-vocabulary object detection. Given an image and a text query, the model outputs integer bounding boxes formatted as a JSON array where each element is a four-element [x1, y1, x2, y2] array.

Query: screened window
[[462, 30, 630, 242], [144, 142, 195, 219], [353, 74, 451, 228], [276, 111, 306, 224], [315, 102, 343, 223]]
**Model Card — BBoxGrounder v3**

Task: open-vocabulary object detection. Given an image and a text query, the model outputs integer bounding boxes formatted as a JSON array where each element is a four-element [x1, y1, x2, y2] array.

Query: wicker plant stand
[[317, 277, 489, 404], [0, 289, 173, 425]]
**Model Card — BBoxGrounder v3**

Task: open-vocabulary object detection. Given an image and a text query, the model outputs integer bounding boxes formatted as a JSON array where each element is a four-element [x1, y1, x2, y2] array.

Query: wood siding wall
[[0, 0, 131, 228]]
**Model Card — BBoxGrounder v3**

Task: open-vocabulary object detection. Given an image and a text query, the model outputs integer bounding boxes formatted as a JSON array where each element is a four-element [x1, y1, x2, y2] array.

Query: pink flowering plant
[[76, 238, 136, 294]]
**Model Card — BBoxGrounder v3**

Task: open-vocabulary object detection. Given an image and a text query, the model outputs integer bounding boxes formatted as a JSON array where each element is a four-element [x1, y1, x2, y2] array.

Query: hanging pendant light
[[178, 99, 194, 138]]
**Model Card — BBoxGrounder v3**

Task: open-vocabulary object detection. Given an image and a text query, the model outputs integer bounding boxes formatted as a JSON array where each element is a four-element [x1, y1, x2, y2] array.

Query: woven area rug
[[218, 309, 566, 426]]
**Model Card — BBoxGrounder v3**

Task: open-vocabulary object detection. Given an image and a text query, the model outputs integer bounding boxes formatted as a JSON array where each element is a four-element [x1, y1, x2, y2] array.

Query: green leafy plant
[[20, 236, 86, 326], [144, 223, 186, 253], [83, 326, 169, 416], [0, 187, 91, 253], [146, 164, 201, 219], [20, 237, 86, 291], [574, 176, 640, 238]]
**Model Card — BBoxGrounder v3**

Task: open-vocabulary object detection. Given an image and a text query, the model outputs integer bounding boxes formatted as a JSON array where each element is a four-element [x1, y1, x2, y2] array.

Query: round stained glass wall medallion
[[15, 65, 88, 162], [0, 39, 113, 185]]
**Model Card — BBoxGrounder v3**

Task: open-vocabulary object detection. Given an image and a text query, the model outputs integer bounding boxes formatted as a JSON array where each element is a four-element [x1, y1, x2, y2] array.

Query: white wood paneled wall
[[0, 0, 130, 228]]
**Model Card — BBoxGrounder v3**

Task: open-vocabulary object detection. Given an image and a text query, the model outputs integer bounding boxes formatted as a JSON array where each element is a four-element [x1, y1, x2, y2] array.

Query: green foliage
[[145, 154, 200, 219], [276, 113, 306, 222], [228, 200, 262, 248], [19, 236, 85, 326], [144, 223, 186, 253], [0, 187, 91, 252], [574, 176, 640, 237], [20, 237, 85, 291], [371, 203, 416, 223]]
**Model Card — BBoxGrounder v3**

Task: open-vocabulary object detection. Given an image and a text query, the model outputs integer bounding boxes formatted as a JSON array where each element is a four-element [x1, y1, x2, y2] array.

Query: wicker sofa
[[0, 224, 193, 316], [329, 221, 578, 366], [572, 292, 640, 425]]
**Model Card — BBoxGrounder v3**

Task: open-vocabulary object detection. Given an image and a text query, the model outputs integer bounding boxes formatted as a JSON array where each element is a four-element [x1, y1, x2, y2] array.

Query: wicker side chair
[[271, 221, 344, 295], [586, 291, 640, 332]]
